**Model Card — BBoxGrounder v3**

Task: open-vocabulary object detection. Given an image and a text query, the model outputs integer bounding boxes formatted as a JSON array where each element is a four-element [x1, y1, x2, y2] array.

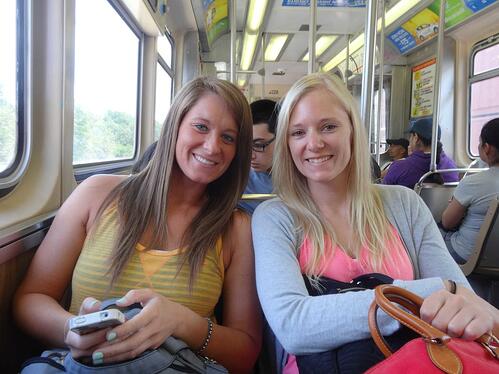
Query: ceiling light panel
[[247, 0, 269, 32], [265, 34, 289, 61], [302, 35, 338, 61], [240, 32, 259, 71]]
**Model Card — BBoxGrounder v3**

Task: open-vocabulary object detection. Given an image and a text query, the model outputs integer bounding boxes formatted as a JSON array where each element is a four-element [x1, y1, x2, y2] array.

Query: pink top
[[283, 225, 414, 374]]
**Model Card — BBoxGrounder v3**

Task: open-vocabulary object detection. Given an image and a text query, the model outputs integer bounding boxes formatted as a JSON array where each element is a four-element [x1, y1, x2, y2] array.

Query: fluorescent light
[[240, 33, 258, 71], [322, 0, 423, 71], [302, 35, 337, 61], [265, 34, 289, 61], [247, 0, 269, 32]]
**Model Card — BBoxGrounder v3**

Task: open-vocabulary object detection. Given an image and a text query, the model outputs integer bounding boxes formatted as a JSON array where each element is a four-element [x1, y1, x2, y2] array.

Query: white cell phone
[[69, 309, 125, 335]]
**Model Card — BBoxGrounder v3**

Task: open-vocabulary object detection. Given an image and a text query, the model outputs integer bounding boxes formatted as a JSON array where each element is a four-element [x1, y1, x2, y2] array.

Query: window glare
[[473, 43, 499, 75], [154, 62, 172, 140], [0, 1, 18, 173], [157, 36, 172, 68], [73, 0, 139, 165], [469, 75, 499, 156]]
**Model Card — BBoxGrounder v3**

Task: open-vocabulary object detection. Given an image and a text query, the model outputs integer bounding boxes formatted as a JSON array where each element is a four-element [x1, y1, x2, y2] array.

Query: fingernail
[[106, 331, 117, 342], [92, 351, 103, 361], [90, 299, 99, 307], [116, 297, 127, 304]]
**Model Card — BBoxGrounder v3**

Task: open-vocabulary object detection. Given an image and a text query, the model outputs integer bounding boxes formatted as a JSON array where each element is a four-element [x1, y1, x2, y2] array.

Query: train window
[[73, 0, 141, 167], [154, 35, 173, 140], [0, 0, 27, 190], [469, 35, 499, 157]]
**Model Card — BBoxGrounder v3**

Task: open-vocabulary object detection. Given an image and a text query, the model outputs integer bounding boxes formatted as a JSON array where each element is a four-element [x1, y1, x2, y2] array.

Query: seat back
[[460, 197, 499, 278], [416, 183, 457, 222]]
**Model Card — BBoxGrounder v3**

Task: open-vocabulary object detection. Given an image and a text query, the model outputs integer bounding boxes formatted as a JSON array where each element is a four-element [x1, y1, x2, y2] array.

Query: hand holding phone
[[69, 309, 125, 335]]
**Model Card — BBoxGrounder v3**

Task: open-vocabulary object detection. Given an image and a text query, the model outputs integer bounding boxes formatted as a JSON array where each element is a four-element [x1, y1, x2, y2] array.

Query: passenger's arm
[[13, 175, 119, 351], [441, 197, 466, 230], [252, 200, 406, 355], [93, 210, 262, 373]]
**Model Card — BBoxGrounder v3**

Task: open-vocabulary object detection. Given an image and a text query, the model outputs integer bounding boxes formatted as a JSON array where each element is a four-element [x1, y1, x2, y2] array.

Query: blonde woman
[[252, 73, 498, 373], [14, 77, 261, 372]]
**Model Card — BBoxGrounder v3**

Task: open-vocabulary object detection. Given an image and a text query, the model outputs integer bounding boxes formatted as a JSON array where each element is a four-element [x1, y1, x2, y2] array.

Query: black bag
[[295, 273, 416, 374], [20, 299, 228, 374]]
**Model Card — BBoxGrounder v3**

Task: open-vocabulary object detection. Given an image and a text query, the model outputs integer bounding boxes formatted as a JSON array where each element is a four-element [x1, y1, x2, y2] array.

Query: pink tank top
[[284, 225, 414, 374]]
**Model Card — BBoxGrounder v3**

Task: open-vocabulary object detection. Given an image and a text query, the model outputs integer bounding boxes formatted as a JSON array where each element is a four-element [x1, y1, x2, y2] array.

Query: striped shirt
[[69, 207, 225, 318]]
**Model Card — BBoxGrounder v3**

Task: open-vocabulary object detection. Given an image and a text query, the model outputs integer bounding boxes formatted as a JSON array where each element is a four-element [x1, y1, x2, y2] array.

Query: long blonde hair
[[96, 77, 252, 285], [273, 73, 391, 277]]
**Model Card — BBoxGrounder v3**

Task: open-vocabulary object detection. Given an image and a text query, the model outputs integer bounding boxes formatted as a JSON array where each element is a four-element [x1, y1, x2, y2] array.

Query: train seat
[[415, 183, 458, 222], [460, 197, 499, 278]]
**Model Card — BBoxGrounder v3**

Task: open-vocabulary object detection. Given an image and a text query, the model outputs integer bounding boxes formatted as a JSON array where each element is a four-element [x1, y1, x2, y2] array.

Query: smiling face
[[175, 93, 238, 186], [287, 88, 352, 187]]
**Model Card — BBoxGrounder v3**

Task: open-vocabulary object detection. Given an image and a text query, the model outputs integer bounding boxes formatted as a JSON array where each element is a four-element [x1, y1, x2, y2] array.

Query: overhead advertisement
[[411, 59, 436, 118], [282, 0, 366, 7], [204, 0, 228, 47], [388, 0, 497, 54]]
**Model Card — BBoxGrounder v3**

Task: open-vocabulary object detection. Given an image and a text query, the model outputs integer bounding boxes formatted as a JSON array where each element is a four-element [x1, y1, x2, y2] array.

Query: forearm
[[14, 292, 73, 348], [175, 305, 259, 373]]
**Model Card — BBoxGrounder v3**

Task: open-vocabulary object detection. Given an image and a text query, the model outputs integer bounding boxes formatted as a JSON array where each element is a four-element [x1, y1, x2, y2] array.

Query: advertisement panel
[[204, 0, 228, 47], [282, 0, 366, 7], [411, 59, 436, 118]]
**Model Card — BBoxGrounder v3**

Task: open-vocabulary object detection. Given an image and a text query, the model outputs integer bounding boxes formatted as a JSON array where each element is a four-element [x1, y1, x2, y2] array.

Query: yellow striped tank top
[[69, 207, 225, 318]]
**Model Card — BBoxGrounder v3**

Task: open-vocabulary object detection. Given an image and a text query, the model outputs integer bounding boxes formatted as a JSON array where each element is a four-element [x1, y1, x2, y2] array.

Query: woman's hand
[[64, 297, 109, 359], [420, 288, 495, 340], [89, 289, 186, 365]]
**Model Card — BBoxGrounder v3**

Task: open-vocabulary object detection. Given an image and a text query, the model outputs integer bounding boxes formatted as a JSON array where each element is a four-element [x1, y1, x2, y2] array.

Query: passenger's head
[[479, 118, 499, 166], [150, 76, 252, 201], [250, 99, 278, 172], [131, 141, 157, 174], [408, 117, 441, 150], [386, 138, 409, 160], [274, 72, 371, 198]]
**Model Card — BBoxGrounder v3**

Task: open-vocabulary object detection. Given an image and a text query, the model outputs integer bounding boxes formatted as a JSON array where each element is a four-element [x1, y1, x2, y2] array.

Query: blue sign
[[463, 0, 496, 11], [282, 0, 366, 7], [388, 28, 417, 54]]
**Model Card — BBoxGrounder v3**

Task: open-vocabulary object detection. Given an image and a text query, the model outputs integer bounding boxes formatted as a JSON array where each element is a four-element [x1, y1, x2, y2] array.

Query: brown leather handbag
[[366, 284, 499, 373]]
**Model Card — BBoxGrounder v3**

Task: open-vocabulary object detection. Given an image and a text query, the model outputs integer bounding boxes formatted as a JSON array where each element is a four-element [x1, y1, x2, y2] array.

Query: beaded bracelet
[[197, 318, 213, 355], [448, 280, 457, 294]]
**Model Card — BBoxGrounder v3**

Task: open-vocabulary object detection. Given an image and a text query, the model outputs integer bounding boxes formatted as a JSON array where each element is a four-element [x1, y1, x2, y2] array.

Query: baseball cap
[[386, 138, 409, 150], [408, 118, 441, 141]]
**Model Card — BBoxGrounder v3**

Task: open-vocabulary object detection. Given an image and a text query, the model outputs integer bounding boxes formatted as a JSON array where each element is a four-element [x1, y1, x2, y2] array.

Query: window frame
[[72, 0, 145, 179], [0, 0, 31, 196], [153, 32, 174, 140], [467, 33, 499, 158]]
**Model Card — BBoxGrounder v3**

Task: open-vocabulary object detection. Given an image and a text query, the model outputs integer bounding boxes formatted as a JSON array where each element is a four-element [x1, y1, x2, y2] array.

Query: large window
[[73, 0, 141, 166], [154, 34, 174, 140], [0, 0, 25, 183], [468, 35, 499, 157]]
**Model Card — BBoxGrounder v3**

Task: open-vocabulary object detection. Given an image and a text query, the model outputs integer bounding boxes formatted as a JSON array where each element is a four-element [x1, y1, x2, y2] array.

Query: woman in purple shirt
[[383, 118, 458, 189]]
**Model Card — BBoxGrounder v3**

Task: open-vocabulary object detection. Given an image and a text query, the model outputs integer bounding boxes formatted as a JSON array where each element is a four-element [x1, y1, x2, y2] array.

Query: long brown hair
[[96, 77, 252, 285]]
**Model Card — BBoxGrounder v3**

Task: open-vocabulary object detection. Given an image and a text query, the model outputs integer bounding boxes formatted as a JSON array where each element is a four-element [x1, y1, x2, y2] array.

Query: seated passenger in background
[[131, 141, 157, 174], [383, 118, 458, 188], [252, 73, 498, 373], [14, 77, 261, 372], [380, 138, 409, 178], [238, 99, 278, 215], [440, 118, 499, 264]]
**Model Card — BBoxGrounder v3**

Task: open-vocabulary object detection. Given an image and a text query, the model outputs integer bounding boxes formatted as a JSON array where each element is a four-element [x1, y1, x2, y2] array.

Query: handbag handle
[[368, 284, 452, 358]]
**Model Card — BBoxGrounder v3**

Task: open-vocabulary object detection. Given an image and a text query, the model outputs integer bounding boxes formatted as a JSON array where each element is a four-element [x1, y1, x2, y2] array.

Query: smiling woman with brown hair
[[14, 77, 261, 372]]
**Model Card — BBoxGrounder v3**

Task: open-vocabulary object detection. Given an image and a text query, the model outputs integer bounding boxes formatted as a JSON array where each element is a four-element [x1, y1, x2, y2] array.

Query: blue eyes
[[193, 123, 235, 144], [290, 123, 338, 137]]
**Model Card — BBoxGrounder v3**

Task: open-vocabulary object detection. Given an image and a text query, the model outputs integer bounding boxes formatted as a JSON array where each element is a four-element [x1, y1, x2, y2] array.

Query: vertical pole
[[375, 0, 385, 164], [230, 0, 236, 83], [430, 0, 446, 172], [261, 33, 265, 99], [308, 0, 317, 74], [345, 34, 350, 84], [360, 0, 378, 151]]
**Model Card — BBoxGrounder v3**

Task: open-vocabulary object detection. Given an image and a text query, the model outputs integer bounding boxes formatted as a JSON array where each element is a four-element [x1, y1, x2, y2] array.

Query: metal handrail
[[415, 167, 488, 190], [241, 193, 276, 201]]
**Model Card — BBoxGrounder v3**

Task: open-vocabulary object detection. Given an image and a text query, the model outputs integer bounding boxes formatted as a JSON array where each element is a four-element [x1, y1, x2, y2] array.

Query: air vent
[[298, 24, 321, 31]]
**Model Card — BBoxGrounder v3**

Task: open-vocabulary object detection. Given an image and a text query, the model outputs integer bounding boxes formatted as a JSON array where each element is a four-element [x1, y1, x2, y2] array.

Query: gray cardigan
[[252, 185, 469, 357]]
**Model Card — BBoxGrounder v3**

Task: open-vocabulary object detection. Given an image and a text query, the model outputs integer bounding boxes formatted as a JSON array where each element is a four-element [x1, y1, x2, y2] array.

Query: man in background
[[381, 138, 409, 178], [238, 99, 278, 214]]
